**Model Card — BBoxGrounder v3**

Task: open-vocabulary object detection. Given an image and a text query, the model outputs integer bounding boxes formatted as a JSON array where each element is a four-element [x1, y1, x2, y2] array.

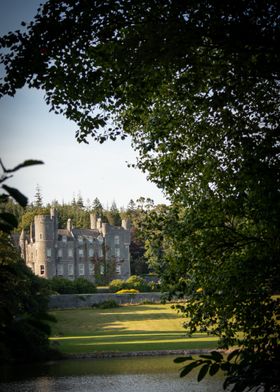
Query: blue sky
[[0, 0, 167, 209]]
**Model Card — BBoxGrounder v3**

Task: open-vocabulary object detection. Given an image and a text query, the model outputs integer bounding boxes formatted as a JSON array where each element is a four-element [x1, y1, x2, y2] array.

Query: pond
[[0, 356, 225, 392]]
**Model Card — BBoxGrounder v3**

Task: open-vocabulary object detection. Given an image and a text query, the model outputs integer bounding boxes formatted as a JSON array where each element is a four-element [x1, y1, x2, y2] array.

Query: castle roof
[[72, 228, 99, 238]]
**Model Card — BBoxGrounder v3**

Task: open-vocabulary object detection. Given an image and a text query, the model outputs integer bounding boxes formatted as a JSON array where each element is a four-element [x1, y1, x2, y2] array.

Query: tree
[[33, 184, 43, 207], [104, 201, 121, 226], [0, 233, 56, 363], [0, 159, 58, 363], [0, 1, 279, 389], [91, 197, 103, 217], [76, 192, 84, 209]]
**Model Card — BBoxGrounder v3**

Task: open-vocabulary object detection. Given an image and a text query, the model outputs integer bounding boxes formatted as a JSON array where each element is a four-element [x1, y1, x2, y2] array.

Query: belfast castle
[[19, 208, 131, 282]]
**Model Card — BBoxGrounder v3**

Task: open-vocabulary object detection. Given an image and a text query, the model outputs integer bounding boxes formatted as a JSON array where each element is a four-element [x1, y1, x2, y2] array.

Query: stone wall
[[48, 292, 162, 309]]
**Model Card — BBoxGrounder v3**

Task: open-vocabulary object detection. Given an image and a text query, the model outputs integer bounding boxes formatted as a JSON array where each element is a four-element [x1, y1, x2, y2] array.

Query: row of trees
[[6, 186, 155, 230], [1, 1, 279, 389]]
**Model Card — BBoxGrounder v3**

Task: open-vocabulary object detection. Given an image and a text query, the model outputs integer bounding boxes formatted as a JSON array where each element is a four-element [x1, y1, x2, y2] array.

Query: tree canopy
[[0, 160, 58, 363], [1, 0, 280, 389]]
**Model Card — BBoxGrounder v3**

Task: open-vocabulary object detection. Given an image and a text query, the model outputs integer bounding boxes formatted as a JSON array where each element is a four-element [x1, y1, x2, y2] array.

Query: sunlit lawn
[[49, 304, 218, 354]]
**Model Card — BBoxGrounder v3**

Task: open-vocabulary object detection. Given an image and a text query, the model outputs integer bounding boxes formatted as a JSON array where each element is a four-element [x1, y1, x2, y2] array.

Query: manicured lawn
[[49, 304, 218, 354]]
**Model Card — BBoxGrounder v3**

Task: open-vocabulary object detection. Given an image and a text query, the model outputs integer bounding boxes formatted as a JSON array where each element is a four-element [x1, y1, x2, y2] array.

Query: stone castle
[[19, 208, 131, 282]]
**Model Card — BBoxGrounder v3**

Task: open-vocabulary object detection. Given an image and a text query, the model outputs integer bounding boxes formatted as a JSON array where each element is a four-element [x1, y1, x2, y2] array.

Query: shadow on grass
[[56, 337, 218, 354], [50, 329, 219, 354]]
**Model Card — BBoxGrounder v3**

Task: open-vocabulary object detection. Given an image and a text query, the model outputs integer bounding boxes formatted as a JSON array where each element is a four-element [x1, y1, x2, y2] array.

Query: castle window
[[68, 248, 73, 258], [79, 263, 85, 275], [58, 248, 63, 257], [114, 235, 120, 245], [100, 264, 104, 275], [88, 248, 94, 257], [98, 247, 103, 258], [116, 265, 121, 275], [57, 264, 63, 276], [40, 265, 45, 275], [88, 237, 93, 244], [78, 236, 83, 243], [39, 233, 43, 240], [78, 248, 84, 257], [89, 263, 95, 275], [62, 235, 67, 243], [68, 263, 74, 276], [47, 248, 52, 257]]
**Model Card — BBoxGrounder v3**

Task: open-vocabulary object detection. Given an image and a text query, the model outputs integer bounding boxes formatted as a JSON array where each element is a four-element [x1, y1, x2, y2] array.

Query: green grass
[[49, 304, 218, 354]]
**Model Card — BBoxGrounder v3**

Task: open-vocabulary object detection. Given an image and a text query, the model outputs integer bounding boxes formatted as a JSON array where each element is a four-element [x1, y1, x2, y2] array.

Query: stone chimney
[[67, 218, 72, 232], [122, 219, 131, 230], [90, 213, 97, 229], [102, 222, 109, 235]]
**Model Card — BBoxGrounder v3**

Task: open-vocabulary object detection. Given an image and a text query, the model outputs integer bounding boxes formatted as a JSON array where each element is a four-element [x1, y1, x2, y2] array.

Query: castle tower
[[33, 209, 57, 278]]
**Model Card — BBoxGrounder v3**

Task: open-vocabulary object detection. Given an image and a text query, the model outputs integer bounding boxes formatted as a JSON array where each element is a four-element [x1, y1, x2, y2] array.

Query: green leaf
[[209, 363, 220, 376], [2, 185, 28, 207], [180, 361, 201, 378], [0, 194, 9, 203], [200, 354, 213, 360], [227, 349, 240, 362], [210, 351, 223, 362], [174, 356, 193, 363], [0, 212, 18, 228], [221, 362, 230, 372], [6, 159, 44, 173], [197, 363, 209, 382]]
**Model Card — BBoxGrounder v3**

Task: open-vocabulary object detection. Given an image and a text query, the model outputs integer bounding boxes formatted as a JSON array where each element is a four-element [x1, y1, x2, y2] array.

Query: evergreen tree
[[104, 201, 121, 226], [76, 192, 84, 208], [91, 197, 103, 217], [33, 184, 43, 207]]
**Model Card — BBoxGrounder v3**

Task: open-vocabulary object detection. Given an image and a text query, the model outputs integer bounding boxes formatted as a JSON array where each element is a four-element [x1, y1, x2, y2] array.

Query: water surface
[[0, 356, 224, 392]]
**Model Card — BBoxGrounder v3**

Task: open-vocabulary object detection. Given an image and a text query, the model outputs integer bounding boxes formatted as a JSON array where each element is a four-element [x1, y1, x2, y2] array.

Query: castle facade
[[20, 208, 131, 282]]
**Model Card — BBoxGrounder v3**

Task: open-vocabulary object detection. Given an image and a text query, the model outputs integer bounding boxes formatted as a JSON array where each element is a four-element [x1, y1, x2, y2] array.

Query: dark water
[[0, 356, 224, 392]]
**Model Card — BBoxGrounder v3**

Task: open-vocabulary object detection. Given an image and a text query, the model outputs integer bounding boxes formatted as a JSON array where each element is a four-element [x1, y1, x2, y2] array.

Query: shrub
[[108, 279, 126, 292], [148, 281, 160, 292], [109, 275, 159, 292], [49, 277, 96, 294], [116, 289, 139, 294], [92, 300, 120, 309], [49, 277, 77, 294], [126, 275, 151, 292], [74, 277, 96, 294]]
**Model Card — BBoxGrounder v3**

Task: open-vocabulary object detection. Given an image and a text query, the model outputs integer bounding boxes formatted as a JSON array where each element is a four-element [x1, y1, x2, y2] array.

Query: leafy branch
[[0, 159, 44, 232]]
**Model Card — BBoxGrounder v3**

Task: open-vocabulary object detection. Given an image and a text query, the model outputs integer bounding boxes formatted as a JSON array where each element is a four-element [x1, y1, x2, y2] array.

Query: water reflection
[[0, 356, 224, 392]]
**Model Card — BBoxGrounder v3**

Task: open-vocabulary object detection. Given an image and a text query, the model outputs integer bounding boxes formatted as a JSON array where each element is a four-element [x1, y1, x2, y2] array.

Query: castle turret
[[33, 210, 57, 278]]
